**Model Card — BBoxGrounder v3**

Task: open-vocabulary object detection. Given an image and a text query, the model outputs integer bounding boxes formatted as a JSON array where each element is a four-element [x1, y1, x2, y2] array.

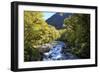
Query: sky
[[43, 12, 55, 20]]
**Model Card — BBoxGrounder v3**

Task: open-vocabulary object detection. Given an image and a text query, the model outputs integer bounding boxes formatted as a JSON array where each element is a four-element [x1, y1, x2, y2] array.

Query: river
[[42, 41, 78, 61]]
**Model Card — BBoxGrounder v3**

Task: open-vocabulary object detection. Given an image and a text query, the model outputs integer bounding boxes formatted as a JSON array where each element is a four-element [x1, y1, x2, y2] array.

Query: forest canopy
[[24, 11, 60, 61], [62, 14, 90, 58]]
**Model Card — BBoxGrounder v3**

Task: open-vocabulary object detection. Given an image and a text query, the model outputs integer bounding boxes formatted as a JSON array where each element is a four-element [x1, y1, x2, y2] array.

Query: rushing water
[[43, 41, 78, 61]]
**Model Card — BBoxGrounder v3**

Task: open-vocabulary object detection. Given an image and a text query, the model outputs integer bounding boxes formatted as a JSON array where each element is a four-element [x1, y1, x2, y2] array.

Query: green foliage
[[24, 11, 60, 61], [24, 48, 41, 61], [24, 11, 90, 61], [62, 14, 90, 58]]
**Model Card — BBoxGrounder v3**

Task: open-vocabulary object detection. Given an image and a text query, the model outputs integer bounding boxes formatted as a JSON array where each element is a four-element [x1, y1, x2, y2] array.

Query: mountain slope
[[46, 13, 72, 29]]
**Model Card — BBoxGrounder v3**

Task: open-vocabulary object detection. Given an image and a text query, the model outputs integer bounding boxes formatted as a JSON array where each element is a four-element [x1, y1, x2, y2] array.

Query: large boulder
[[37, 44, 53, 53]]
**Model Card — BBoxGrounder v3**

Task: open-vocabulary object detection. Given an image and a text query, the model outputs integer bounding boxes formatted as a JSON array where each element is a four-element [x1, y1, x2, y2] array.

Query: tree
[[24, 11, 60, 61], [62, 14, 90, 58]]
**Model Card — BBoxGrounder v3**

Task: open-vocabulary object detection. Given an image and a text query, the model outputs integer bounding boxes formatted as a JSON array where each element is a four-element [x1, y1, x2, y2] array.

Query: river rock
[[37, 43, 53, 53]]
